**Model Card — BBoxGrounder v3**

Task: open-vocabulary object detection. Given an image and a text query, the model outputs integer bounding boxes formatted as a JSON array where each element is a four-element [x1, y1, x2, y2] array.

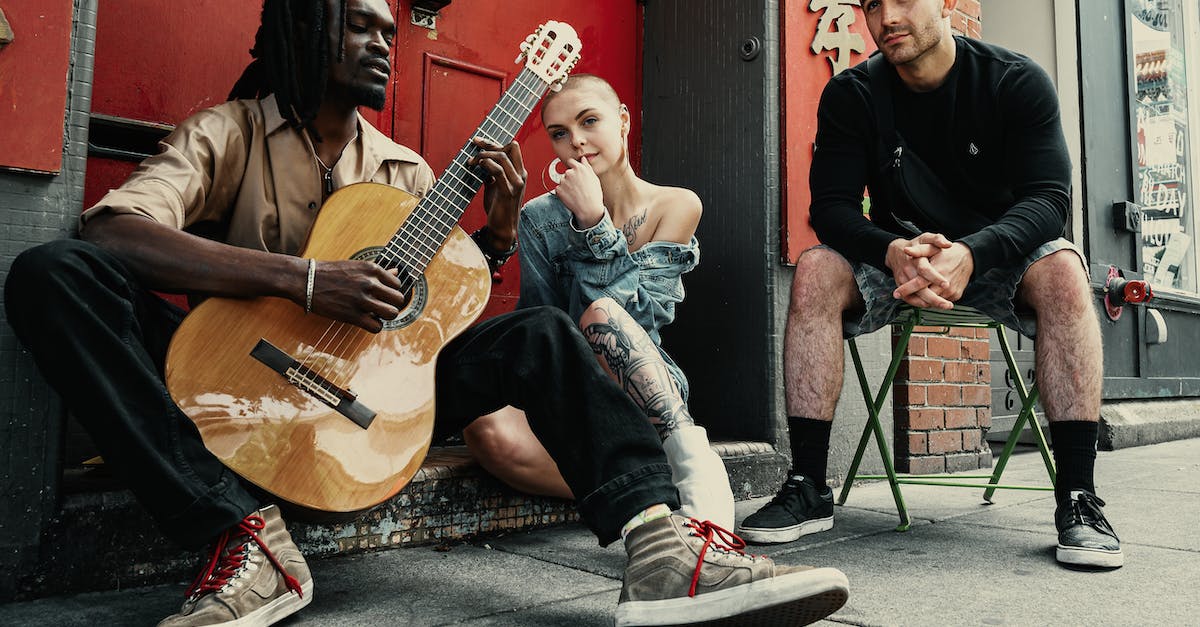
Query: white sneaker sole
[[212, 579, 315, 627], [737, 515, 834, 544], [1056, 544, 1124, 568], [614, 566, 849, 626]]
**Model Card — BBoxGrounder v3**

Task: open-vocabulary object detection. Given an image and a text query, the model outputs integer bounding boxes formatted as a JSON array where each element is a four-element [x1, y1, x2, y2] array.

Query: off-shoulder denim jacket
[[516, 192, 700, 396]]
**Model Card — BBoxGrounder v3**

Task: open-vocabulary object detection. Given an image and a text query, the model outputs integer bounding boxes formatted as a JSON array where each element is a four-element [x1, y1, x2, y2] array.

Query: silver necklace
[[315, 131, 358, 194]]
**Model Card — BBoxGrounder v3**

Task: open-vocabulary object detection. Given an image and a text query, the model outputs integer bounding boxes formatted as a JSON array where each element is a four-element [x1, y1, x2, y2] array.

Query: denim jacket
[[516, 193, 699, 397], [517, 192, 700, 346]]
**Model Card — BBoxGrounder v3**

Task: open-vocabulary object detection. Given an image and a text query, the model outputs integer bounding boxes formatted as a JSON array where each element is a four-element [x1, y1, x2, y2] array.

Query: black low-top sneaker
[[737, 474, 834, 544], [1055, 490, 1123, 568]]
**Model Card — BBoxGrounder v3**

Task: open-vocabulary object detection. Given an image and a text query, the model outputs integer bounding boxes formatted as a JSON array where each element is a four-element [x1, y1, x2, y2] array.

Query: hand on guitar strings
[[469, 137, 526, 251], [304, 259, 409, 333]]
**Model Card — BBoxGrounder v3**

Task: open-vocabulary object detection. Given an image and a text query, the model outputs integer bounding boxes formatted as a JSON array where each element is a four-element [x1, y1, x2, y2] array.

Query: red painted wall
[[0, 0, 74, 174], [781, 2, 874, 263], [84, 1, 262, 208]]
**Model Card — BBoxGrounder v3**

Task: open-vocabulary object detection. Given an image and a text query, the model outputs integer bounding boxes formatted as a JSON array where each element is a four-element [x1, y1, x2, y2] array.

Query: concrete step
[[10, 442, 784, 601]]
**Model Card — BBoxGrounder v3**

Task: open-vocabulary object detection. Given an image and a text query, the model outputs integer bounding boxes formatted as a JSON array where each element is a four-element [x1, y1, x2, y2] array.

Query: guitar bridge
[[249, 339, 376, 429]]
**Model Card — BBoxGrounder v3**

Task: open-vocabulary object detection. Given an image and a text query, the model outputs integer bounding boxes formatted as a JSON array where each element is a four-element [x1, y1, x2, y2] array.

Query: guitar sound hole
[[350, 246, 428, 330]]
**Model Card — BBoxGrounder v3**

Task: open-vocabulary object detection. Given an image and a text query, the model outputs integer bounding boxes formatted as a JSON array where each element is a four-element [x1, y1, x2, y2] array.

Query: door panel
[[417, 54, 510, 316], [1079, 0, 1150, 392]]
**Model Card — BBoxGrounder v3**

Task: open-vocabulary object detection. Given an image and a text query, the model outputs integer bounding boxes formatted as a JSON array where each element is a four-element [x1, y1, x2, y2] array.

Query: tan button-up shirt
[[81, 94, 435, 256]]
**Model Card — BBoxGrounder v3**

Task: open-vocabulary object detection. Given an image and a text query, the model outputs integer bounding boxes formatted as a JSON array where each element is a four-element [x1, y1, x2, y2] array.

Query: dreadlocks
[[228, 0, 348, 138]]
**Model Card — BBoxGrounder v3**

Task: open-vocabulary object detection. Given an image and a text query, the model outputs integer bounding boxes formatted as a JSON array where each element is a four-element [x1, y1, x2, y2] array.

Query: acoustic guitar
[[165, 22, 581, 513]]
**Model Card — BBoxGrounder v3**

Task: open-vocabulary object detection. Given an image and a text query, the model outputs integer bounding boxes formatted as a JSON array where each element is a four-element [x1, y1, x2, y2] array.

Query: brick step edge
[[8, 442, 785, 601]]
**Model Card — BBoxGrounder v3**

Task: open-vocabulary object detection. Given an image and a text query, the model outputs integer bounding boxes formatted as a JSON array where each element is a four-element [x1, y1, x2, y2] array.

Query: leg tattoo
[[583, 303, 694, 439]]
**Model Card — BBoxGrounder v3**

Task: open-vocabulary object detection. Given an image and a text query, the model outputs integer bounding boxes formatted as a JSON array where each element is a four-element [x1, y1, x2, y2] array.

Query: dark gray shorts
[[818, 238, 1088, 340]]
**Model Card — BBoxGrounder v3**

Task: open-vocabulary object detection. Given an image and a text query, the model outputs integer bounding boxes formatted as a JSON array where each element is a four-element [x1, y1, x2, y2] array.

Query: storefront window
[[1131, 0, 1196, 292]]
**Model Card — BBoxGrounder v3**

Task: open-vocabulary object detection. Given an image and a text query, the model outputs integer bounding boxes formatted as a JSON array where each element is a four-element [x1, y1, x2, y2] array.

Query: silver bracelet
[[305, 258, 316, 313]]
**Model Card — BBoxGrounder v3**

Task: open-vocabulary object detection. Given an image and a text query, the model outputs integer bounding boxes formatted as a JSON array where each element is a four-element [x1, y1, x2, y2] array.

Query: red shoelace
[[684, 518, 754, 597], [185, 512, 303, 600]]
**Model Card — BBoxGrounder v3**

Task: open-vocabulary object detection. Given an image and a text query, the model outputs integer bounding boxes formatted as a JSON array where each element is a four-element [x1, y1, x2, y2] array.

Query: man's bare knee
[[790, 247, 858, 314], [1020, 250, 1091, 312]]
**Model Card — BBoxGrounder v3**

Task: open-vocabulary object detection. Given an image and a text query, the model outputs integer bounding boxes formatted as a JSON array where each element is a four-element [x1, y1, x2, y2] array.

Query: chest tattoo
[[621, 208, 648, 247]]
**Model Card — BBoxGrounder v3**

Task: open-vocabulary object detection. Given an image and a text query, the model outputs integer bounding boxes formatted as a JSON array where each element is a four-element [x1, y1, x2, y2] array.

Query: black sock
[[1049, 420, 1098, 504], [787, 416, 832, 489]]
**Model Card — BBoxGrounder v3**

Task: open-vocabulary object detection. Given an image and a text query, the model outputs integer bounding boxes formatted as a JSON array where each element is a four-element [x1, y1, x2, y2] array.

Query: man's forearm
[[82, 213, 305, 303]]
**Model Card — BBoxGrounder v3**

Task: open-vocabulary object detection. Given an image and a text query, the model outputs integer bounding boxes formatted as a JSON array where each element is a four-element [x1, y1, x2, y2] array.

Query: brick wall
[[891, 1, 990, 475], [893, 327, 993, 473], [953, 0, 982, 39]]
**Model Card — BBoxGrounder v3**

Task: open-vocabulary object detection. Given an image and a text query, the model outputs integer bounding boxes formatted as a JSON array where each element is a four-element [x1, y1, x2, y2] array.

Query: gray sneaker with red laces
[[158, 505, 313, 627], [615, 515, 849, 626]]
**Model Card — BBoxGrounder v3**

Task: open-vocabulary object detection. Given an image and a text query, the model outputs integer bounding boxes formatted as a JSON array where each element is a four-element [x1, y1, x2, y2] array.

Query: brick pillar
[[952, 0, 982, 39], [893, 327, 993, 474]]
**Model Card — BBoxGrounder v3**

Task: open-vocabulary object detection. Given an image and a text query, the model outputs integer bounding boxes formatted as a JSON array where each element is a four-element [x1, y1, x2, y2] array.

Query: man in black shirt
[[737, 0, 1122, 569]]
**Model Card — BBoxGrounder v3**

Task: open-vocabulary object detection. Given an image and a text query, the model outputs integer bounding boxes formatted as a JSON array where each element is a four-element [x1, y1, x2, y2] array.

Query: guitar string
[[292, 69, 550, 392], [317, 70, 549, 390]]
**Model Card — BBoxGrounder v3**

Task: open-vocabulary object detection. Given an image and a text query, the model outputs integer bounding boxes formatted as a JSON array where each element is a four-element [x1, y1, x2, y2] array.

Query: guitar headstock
[[516, 21, 582, 92]]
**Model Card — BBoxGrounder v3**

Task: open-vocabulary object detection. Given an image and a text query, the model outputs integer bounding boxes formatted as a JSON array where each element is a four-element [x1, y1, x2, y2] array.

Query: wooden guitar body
[[165, 183, 490, 512]]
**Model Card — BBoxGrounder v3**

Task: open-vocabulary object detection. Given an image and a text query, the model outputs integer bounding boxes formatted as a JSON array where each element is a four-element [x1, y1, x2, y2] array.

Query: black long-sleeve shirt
[[808, 36, 1071, 274]]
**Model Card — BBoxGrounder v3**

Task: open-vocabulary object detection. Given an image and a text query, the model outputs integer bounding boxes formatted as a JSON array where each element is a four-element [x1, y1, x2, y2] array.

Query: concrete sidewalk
[[2, 438, 1195, 626]]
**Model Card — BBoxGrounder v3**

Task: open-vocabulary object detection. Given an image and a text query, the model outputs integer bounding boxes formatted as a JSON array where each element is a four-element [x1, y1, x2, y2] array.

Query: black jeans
[[5, 240, 677, 548]]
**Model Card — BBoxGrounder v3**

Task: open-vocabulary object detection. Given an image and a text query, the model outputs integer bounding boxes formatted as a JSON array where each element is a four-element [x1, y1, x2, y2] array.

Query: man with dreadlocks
[[5, 0, 850, 625]]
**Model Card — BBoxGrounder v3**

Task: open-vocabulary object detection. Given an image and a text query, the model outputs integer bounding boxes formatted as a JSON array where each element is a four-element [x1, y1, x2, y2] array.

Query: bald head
[[541, 74, 621, 121]]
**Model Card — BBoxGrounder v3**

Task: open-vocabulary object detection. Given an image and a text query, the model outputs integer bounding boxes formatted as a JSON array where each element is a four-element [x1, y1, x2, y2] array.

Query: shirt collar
[[357, 109, 422, 165], [261, 93, 291, 135], [259, 93, 422, 166]]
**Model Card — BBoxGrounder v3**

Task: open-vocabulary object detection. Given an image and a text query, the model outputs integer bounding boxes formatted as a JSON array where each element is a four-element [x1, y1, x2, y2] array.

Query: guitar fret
[[425, 200, 460, 223], [461, 170, 484, 186], [437, 182, 474, 206], [510, 77, 543, 100], [493, 102, 522, 126], [474, 131, 501, 145]]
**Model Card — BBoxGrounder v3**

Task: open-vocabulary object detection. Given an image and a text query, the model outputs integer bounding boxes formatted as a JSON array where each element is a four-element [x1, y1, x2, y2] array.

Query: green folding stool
[[837, 305, 1056, 531]]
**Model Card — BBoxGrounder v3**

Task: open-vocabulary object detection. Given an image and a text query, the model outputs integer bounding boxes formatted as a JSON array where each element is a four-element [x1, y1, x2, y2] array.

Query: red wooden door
[[85, 1, 643, 319]]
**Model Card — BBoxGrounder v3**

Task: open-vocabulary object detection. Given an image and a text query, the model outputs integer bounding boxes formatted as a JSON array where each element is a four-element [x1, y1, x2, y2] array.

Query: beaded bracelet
[[470, 226, 518, 271]]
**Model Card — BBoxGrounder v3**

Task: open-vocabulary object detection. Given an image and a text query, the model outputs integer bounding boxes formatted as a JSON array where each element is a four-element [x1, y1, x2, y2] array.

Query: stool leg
[[840, 327, 914, 531]]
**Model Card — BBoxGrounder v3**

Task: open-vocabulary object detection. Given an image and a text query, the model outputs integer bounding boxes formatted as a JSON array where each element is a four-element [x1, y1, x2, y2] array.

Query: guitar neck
[[383, 68, 549, 274]]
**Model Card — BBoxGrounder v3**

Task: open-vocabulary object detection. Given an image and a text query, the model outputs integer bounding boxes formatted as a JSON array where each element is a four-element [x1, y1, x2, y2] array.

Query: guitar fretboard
[[378, 68, 549, 276]]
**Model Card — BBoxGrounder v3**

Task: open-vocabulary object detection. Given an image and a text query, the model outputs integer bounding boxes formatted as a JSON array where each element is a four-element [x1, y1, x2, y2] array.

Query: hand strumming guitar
[[305, 259, 410, 334]]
